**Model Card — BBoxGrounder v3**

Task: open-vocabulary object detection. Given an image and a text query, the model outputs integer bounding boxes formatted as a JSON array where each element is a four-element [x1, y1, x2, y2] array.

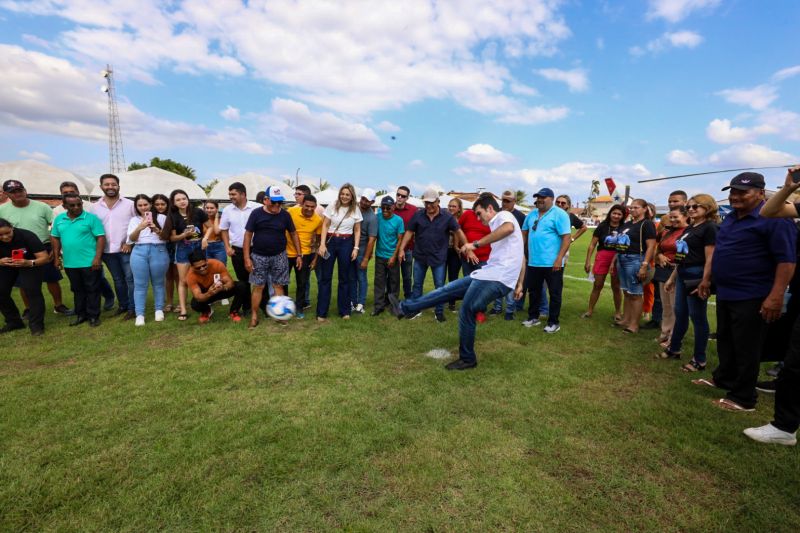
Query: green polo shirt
[[51, 211, 105, 268], [0, 200, 54, 244]]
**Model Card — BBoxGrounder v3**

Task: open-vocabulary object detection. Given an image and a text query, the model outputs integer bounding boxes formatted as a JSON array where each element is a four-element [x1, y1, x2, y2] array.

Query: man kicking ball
[[389, 193, 525, 370]]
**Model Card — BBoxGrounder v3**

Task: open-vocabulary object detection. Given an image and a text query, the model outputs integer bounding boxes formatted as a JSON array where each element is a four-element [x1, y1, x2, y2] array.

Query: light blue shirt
[[522, 206, 571, 267], [376, 214, 405, 259]]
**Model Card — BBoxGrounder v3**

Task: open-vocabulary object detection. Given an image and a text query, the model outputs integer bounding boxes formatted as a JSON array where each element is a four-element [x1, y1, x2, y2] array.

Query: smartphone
[[144, 211, 153, 223], [213, 273, 221, 283], [11, 249, 25, 261], [791, 168, 800, 184], [185, 224, 195, 234]]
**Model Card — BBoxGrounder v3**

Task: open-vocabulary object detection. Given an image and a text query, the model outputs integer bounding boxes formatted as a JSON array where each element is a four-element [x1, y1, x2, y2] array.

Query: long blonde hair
[[690, 194, 720, 223], [334, 183, 357, 218]]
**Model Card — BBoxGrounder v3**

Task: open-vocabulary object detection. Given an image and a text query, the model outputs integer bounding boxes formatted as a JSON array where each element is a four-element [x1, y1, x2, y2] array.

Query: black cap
[[380, 195, 395, 207], [2, 180, 24, 192], [721, 172, 765, 191]]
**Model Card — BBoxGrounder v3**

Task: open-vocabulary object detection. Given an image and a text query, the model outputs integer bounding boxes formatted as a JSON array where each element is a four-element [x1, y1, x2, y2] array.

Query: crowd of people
[[0, 167, 799, 447]]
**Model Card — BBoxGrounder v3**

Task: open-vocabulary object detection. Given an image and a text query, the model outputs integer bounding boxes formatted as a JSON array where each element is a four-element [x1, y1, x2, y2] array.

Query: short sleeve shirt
[[393, 203, 419, 249], [593, 222, 622, 252], [51, 211, 106, 268], [0, 200, 54, 244], [408, 208, 460, 266], [657, 227, 686, 263], [127, 214, 169, 245], [92, 197, 135, 252], [286, 205, 322, 257], [245, 208, 296, 257], [219, 201, 261, 248], [568, 212, 585, 230], [358, 208, 378, 250], [522, 207, 571, 267], [323, 205, 363, 235], [616, 219, 657, 255], [171, 207, 208, 242], [376, 214, 405, 259], [674, 221, 717, 266], [471, 211, 524, 289], [458, 210, 491, 262], [186, 259, 230, 293], [0, 227, 45, 260]]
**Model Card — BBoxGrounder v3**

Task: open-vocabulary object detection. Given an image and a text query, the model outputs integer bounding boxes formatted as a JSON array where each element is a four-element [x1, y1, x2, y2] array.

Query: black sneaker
[[435, 313, 446, 323], [0, 323, 26, 334], [445, 359, 477, 371], [756, 380, 777, 394], [89, 317, 101, 327], [69, 316, 88, 327], [448, 303, 456, 313], [370, 309, 384, 317]]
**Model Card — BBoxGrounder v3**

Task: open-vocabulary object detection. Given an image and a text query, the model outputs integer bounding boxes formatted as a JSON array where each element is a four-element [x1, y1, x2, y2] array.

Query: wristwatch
[[472, 240, 481, 249]]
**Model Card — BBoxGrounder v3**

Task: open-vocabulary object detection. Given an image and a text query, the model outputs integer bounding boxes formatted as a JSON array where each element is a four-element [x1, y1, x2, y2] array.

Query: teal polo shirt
[[522, 206, 571, 267], [51, 211, 105, 268], [376, 214, 405, 259]]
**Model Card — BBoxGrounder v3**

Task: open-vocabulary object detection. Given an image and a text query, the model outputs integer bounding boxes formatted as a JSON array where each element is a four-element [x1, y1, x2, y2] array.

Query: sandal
[[164, 304, 174, 313], [622, 327, 637, 334], [682, 359, 706, 372], [656, 349, 681, 360], [613, 314, 623, 323], [692, 378, 717, 388], [712, 398, 754, 412], [248, 318, 259, 329], [177, 313, 188, 321]]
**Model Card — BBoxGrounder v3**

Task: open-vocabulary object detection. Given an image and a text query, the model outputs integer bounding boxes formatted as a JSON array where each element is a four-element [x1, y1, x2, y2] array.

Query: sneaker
[[755, 380, 777, 394], [221, 298, 230, 306], [448, 303, 457, 313], [387, 293, 404, 317], [435, 313, 446, 323], [408, 311, 422, 320], [53, 304, 73, 315], [295, 312, 305, 319], [445, 359, 477, 371], [154, 310, 165, 322], [199, 308, 214, 324], [135, 315, 145, 327], [544, 324, 561, 334], [303, 303, 311, 310], [489, 308, 502, 315], [228, 311, 242, 323], [354, 303, 365, 314], [370, 309, 384, 317], [0, 323, 25, 334], [767, 362, 784, 378], [522, 318, 541, 327], [123, 310, 136, 320], [476, 311, 486, 324], [743, 424, 797, 446]]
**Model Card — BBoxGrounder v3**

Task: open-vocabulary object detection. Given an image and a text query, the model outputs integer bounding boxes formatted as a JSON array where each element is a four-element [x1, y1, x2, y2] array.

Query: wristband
[[354, 247, 360, 251]]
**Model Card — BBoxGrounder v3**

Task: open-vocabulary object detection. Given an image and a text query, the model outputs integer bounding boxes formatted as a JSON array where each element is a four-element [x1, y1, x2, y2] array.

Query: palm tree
[[314, 179, 331, 192], [515, 189, 528, 207]]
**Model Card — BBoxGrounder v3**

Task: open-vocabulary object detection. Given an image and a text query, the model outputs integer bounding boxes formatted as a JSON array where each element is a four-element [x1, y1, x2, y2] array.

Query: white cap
[[360, 188, 376, 202], [421, 188, 439, 202]]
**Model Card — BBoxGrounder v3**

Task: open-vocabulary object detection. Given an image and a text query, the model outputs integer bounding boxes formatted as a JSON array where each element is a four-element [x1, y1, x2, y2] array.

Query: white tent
[[116, 167, 207, 200], [313, 188, 339, 206], [208, 172, 284, 201], [0, 160, 94, 195]]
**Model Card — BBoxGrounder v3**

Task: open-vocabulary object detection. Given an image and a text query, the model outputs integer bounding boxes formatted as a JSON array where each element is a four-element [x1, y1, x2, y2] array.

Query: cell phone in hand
[[791, 167, 800, 184], [185, 224, 195, 234], [11, 249, 25, 261], [144, 211, 153, 223], [213, 273, 221, 285]]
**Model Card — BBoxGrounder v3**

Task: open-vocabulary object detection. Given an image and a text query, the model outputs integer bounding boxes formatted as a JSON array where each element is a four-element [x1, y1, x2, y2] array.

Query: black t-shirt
[[569, 212, 585, 230], [0, 227, 45, 260], [510, 209, 526, 227], [593, 222, 622, 252], [245, 208, 296, 257], [617, 219, 656, 254], [171, 207, 208, 241], [674, 221, 717, 266]]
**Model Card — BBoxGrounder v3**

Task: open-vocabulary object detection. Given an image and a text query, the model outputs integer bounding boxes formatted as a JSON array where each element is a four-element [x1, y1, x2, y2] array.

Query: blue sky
[[0, 0, 798, 203]]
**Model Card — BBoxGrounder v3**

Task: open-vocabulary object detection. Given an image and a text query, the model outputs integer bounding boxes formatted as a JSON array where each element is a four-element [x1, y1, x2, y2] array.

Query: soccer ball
[[267, 295, 296, 321]]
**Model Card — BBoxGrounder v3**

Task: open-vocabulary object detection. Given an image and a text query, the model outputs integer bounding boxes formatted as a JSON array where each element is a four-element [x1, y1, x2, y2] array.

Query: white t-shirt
[[127, 214, 168, 244], [323, 204, 363, 235], [471, 210, 524, 289], [219, 201, 261, 247]]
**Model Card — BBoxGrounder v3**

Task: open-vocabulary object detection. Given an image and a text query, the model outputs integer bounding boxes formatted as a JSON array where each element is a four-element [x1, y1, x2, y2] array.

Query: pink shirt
[[93, 197, 136, 253]]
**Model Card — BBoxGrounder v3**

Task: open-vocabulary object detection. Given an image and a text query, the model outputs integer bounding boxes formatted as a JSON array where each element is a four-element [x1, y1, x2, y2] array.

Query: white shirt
[[323, 204, 363, 235], [219, 201, 260, 247], [471, 210, 524, 289], [127, 214, 168, 245]]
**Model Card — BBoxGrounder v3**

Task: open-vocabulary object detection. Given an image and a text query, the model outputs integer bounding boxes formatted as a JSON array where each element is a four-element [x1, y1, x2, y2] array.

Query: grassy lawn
[[2, 235, 798, 531]]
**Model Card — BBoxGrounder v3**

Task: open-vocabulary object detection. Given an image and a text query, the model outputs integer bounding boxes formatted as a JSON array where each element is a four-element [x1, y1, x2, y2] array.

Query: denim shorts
[[617, 253, 644, 295], [175, 240, 202, 264]]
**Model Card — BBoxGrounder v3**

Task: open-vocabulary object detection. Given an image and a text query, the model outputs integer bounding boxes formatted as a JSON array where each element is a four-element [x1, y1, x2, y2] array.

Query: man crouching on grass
[[389, 193, 525, 370]]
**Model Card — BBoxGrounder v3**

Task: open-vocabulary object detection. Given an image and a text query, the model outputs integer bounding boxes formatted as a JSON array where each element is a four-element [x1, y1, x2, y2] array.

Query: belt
[[330, 233, 352, 238]]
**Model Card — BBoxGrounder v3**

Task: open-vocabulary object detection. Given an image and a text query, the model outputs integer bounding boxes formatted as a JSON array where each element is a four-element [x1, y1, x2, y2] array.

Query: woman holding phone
[[0, 218, 49, 335], [169, 189, 208, 321], [128, 194, 172, 326], [202, 200, 226, 264]]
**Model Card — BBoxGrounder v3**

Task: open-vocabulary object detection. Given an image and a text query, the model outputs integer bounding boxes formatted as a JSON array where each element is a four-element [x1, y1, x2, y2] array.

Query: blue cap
[[533, 187, 555, 198], [265, 185, 285, 202]]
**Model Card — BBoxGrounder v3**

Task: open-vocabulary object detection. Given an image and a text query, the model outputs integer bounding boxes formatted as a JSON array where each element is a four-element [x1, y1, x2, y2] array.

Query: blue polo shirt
[[522, 206, 571, 267], [376, 214, 405, 259], [408, 208, 460, 266], [711, 202, 796, 301]]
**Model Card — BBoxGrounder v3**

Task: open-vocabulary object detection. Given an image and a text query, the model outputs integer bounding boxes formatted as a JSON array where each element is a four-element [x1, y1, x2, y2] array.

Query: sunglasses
[[396, 193, 408, 198], [555, 201, 568, 206], [501, 198, 512, 203], [686, 204, 701, 210]]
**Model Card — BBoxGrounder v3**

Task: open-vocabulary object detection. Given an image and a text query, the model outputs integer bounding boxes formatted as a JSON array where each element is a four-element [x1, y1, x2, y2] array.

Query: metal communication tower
[[101, 64, 126, 174]]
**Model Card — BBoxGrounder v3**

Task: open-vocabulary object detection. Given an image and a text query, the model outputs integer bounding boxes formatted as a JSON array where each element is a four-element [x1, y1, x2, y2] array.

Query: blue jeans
[[205, 240, 227, 265], [349, 250, 368, 308], [130, 243, 170, 316], [669, 265, 710, 363], [317, 236, 354, 318], [102, 252, 134, 311], [401, 276, 509, 363], [412, 260, 447, 316]]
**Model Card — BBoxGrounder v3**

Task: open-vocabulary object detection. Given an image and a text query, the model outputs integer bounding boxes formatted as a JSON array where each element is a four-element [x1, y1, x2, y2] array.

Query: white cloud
[[535, 67, 589, 93], [708, 143, 797, 167], [630, 30, 703, 56], [666, 149, 699, 165], [509, 82, 539, 97], [646, 0, 722, 22], [375, 121, 401, 132], [409, 159, 425, 168], [18, 150, 51, 161], [706, 118, 759, 144], [773, 65, 800, 82], [716, 84, 778, 111], [0, 44, 269, 154], [220, 105, 240, 121], [268, 98, 388, 154], [21, 33, 52, 49], [496, 105, 570, 125], [457, 144, 515, 165]]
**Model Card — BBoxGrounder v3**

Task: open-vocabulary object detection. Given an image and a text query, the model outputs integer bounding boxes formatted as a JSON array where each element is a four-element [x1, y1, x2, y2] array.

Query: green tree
[[515, 190, 528, 207], [202, 179, 219, 195], [314, 179, 331, 192], [127, 157, 197, 181]]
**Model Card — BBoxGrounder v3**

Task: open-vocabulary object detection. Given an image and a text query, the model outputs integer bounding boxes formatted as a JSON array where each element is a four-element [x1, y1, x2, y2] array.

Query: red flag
[[604, 178, 616, 195]]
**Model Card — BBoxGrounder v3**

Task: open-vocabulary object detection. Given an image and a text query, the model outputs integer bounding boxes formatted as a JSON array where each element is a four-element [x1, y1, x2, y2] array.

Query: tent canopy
[[208, 173, 284, 201], [116, 167, 207, 200], [0, 160, 94, 196]]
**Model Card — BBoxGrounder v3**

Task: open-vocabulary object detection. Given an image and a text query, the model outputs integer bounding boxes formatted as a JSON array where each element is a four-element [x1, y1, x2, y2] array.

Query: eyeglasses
[[686, 204, 701, 210], [555, 201, 567, 206], [396, 193, 408, 198]]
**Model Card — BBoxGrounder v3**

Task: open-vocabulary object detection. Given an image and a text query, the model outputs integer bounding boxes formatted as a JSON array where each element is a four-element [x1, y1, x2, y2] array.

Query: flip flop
[[682, 360, 706, 372], [177, 313, 188, 321], [656, 349, 680, 360], [692, 378, 716, 388], [712, 398, 754, 412], [622, 328, 637, 334]]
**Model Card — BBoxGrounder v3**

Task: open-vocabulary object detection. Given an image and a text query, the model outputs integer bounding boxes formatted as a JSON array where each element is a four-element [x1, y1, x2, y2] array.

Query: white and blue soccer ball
[[267, 295, 296, 321]]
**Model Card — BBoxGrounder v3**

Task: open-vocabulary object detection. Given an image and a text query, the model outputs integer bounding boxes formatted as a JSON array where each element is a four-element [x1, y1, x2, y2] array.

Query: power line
[[638, 164, 796, 184]]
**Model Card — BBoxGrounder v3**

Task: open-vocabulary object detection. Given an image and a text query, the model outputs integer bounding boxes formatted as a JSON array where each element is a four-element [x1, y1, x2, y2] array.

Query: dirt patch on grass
[[0, 357, 77, 376]]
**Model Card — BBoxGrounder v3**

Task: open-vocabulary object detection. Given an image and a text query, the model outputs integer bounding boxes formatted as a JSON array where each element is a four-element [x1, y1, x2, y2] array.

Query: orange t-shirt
[[186, 259, 230, 292]]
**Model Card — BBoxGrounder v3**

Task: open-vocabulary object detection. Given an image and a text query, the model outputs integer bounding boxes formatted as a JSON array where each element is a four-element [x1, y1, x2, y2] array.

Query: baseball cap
[[501, 190, 515, 201], [2, 180, 24, 192], [360, 188, 376, 202], [380, 195, 395, 207], [533, 187, 555, 198], [421, 188, 439, 202], [265, 185, 285, 202], [721, 172, 766, 191]]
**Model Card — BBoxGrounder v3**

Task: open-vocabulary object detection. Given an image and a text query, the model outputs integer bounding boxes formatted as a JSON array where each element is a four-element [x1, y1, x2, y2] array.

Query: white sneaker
[[221, 298, 230, 306], [154, 310, 165, 322], [522, 319, 541, 327], [544, 324, 561, 334], [135, 315, 145, 327], [409, 311, 422, 320], [354, 303, 365, 314], [743, 424, 797, 446]]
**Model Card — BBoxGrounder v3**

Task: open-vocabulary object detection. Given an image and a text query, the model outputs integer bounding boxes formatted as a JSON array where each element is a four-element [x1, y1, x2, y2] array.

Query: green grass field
[[2, 236, 798, 531]]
